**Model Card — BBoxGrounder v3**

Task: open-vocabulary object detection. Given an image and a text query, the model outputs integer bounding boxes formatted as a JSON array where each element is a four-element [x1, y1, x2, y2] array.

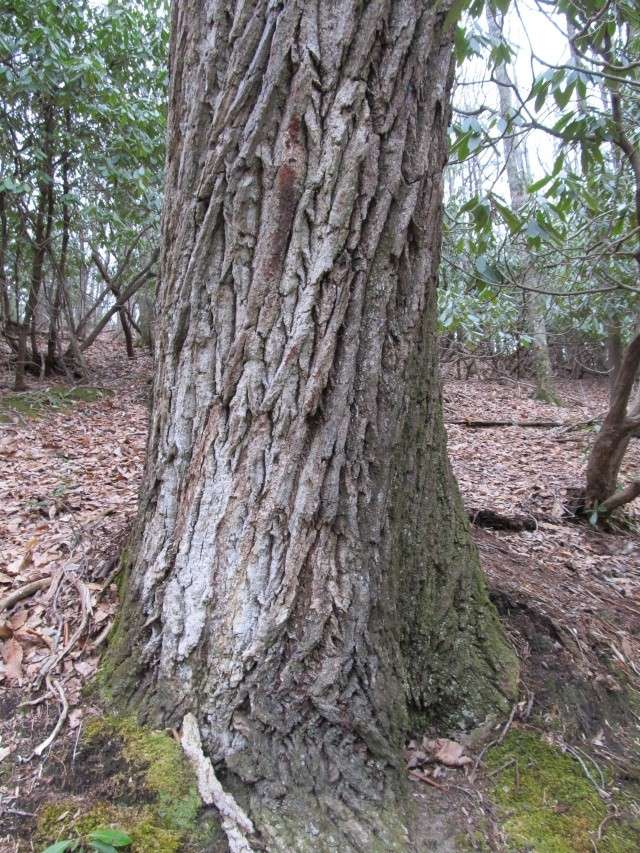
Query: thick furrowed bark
[[106, 1, 517, 847]]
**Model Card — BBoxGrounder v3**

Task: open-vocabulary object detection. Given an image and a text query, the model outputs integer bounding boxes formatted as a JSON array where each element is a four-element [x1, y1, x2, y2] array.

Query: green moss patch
[[36, 801, 181, 852], [35, 715, 221, 852], [486, 729, 640, 852], [82, 716, 201, 833], [0, 386, 109, 420]]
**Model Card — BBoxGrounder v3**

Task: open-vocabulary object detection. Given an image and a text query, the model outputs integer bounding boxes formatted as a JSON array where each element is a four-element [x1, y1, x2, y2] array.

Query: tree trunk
[[0, 191, 10, 331], [487, 8, 558, 404], [524, 288, 557, 403], [606, 319, 623, 401], [584, 332, 640, 512], [14, 192, 48, 390], [106, 2, 517, 848], [581, 20, 640, 515], [118, 306, 135, 358], [46, 110, 72, 375], [135, 285, 156, 352], [14, 102, 55, 390]]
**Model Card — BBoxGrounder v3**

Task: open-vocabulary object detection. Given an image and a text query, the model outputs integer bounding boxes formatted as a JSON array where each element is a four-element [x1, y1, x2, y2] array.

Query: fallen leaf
[[74, 657, 99, 678], [0, 745, 14, 762], [2, 637, 24, 681], [425, 737, 472, 768]]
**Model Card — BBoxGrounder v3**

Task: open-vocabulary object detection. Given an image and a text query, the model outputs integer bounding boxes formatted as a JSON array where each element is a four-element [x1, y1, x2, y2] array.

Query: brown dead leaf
[[7, 610, 29, 631], [424, 737, 472, 768], [0, 745, 14, 762], [74, 657, 99, 678], [2, 637, 24, 681]]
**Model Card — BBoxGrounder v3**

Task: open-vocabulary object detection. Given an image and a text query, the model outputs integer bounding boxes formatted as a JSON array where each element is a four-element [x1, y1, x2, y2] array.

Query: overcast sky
[[451, 0, 579, 195]]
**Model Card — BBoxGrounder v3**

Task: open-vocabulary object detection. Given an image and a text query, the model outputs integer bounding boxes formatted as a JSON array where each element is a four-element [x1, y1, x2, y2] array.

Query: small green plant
[[43, 826, 132, 853]]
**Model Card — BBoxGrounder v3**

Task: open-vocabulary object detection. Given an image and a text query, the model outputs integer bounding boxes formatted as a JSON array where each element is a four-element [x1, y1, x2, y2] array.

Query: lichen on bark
[[104, 0, 518, 847]]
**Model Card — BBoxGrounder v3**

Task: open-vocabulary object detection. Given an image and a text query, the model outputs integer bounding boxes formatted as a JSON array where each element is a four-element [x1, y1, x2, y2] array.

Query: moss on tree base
[[34, 715, 223, 852]]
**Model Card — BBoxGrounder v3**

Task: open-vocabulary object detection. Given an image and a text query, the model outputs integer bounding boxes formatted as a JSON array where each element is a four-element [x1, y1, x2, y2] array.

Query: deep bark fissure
[[107, 2, 517, 848]]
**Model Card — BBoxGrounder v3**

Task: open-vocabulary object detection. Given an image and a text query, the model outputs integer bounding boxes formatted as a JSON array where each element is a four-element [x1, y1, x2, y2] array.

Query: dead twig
[[408, 770, 449, 790], [564, 744, 609, 799], [595, 804, 620, 843], [31, 677, 69, 758], [498, 703, 519, 744], [446, 418, 562, 428], [487, 757, 515, 777], [0, 577, 51, 614], [18, 690, 53, 709], [91, 619, 113, 647], [38, 574, 91, 685], [470, 701, 520, 781]]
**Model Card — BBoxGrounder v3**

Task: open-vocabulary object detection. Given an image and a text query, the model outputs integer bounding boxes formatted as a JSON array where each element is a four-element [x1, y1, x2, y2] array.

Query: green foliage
[[37, 803, 182, 853], [42, 825, 132, 852], [0, 0, 167, 333], [442, 0, 640, 371]]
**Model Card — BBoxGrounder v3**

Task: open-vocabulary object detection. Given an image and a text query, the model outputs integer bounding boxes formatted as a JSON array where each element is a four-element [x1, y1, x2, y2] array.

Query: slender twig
[[31, 677, 68, 758], [0, 577, 51, 614], [37, 574, 91, 685]]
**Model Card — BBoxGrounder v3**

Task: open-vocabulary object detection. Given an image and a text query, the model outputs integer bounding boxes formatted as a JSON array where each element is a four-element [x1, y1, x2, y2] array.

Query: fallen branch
[[181, 713, 255, 853], [600, 480, 640, 513], [468, 509, 537, 532], [446, 419, 562, 429], [0, 577, 51, 614], [408, 769, 448, 790]]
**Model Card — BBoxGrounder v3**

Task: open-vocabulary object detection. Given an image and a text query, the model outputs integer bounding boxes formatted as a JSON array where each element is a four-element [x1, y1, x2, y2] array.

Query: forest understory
[[1, 340, 639, 852]]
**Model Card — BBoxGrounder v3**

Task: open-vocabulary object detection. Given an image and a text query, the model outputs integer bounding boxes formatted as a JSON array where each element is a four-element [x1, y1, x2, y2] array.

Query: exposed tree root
[[181, 714, 256, 853]]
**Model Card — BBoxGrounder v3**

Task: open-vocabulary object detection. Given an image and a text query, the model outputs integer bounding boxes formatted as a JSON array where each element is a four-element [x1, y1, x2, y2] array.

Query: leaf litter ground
[[1, 350, 638, 850]]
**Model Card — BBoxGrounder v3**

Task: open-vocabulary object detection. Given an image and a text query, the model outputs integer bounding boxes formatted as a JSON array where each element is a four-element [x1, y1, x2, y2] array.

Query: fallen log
[[468, 509, 537, 532], [446, 419, 562, 428]]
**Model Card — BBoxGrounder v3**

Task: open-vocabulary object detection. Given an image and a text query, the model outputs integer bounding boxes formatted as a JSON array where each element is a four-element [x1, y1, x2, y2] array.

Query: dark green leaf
[[527, 175, 552, 194], [41, 842, 76, 853], [88, 828, 132, 848], [89, 843, 117, 853], [493, 199, 521, 233]]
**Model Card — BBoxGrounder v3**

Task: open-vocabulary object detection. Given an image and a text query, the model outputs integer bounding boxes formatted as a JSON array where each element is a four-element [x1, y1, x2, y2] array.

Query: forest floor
[[0, 342, 639, 851]]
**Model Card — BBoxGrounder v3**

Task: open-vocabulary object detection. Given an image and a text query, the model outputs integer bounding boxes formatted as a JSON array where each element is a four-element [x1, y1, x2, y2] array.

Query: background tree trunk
[[585, 332, 640, 512], [487, 7, 558, 405], [107, 1, 517, 847]]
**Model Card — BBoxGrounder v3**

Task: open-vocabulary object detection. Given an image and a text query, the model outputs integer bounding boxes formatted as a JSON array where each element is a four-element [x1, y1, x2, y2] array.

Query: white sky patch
[[451, 0, 585, 196]]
